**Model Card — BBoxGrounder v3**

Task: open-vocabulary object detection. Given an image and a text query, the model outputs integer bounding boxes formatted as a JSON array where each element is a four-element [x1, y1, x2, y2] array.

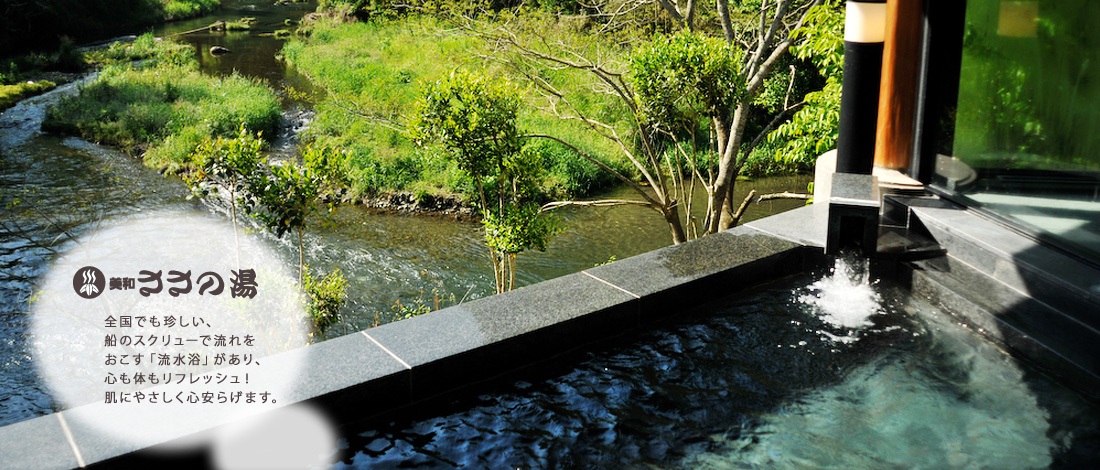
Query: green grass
[[84, 33, 194, 67], [43, 37, 281, 173], [0, 80, 57, 110], [282, 17, 631, 201], [161, 0, 221, 21], [225, 19, 254, 31]]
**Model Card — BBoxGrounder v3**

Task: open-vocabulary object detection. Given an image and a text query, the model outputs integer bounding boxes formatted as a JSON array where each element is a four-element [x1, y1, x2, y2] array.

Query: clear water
[[330, 261, 1100, 469]]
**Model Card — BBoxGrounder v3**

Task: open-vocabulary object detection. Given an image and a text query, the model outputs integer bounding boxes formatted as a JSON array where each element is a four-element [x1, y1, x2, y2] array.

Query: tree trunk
[[712, 103, 751, 232], [297, 226, 304, 288], [230, 185, 241, 270], [477, 178, 504, 294], [717, 0, 735, 42], [508, 254, 516, 292], [664, 204, 688, 245]]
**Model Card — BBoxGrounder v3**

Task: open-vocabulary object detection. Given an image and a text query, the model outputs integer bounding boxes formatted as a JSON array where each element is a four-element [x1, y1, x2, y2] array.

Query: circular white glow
[[30, 212, 310, 446], [211, 405, 337, 470]]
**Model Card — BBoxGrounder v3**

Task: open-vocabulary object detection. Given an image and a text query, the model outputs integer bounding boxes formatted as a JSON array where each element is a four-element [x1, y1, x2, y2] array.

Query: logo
[[73, 266, 105, 299]]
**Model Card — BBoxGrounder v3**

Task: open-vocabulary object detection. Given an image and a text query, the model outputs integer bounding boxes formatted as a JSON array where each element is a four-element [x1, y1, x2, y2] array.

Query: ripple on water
[[330, 274, 1100, 469]]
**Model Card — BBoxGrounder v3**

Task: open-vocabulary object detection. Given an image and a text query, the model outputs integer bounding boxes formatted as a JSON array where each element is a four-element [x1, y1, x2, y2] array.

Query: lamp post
[[836, 0, 888, 174], [826, 0, 888, 256]]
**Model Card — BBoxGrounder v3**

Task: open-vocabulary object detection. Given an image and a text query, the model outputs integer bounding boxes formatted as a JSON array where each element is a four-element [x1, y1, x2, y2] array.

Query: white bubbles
[[30, 212, 314, 447], [799, 257, 884, 341]]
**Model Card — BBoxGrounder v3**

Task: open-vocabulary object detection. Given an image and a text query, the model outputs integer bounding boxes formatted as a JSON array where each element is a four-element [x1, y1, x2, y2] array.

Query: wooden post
[[874, 0, 924, 171]]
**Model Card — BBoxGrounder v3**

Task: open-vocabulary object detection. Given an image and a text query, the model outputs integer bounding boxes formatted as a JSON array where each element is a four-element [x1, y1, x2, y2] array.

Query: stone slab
[[0, 415, 81, 470]]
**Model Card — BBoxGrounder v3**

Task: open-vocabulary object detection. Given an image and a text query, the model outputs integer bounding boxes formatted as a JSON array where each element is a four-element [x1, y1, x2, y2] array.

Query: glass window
[[938, 0, 1100, 263]]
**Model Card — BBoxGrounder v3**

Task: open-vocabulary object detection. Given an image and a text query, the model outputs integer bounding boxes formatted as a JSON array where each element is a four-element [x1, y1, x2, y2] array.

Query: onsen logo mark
[[73, 266, 105, 299]]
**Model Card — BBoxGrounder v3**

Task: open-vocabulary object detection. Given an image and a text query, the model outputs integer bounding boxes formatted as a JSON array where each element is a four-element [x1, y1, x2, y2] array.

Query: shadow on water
[[904, 230, 1100, 467], [153, 0, 318, 90], [326, 258, 1100, 469]]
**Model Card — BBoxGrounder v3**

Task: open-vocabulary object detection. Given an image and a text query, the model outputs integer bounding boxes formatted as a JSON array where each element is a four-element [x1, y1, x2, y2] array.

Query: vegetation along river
[[0, 0, 810, 426]]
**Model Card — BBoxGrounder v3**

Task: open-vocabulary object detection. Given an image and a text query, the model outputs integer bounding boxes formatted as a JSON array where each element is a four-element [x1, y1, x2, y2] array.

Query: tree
[[478, 0, 826, 243], [185, 124, 266, 266], [409, 70, 561, 293], [248, 147, 351, 338], [765, 1, 844, 171], [303, 265, 348, 337], [186, 130, 351, 338]]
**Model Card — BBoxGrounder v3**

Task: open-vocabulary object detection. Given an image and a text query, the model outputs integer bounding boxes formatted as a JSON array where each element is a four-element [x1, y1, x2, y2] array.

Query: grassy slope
[[282, 17, 632, 202], [43, 34, 282, 172]]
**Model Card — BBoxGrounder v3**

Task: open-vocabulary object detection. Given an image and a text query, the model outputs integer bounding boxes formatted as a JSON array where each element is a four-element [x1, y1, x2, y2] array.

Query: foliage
[[186, 124, 266, 201], [951, 0, 1100, 169], [389, 282, 456, 321], [43, 38, 281, 173], [0, 35, 87, 89], [411, 71, 561, 293], [593, 255, 617, 267], [252, 162, 322, 240], [303, 265, 348, 336], [85, 33, 195, 68], [409, 70, 523, 180], [481, 202, 562, 254], [760, 0, 843, 171], [281, 17, 627, 200], [302, 143, 354, 198], [161, 0, 221, 21], [225, 18, 255, 31], [759, 79, 840, 172], [630, 31, 743, 133]]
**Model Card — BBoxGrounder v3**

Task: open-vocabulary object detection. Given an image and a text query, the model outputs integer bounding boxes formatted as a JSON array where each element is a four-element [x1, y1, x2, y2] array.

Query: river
[[0, 0, 810, 426]]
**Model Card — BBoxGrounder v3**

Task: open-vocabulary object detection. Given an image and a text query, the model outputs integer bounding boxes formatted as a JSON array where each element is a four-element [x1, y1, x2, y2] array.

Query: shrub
[[303, 266, 348, 336]]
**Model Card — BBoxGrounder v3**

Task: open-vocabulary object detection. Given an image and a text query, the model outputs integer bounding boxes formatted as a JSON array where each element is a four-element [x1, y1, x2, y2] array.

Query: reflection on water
[[332, 273, 1100, 469], [152, 0, 321, 160], [153, 0, 318, 89]]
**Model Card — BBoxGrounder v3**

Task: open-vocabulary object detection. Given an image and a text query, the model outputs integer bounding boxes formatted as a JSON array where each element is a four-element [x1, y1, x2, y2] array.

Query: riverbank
[[282, 16, 633, 203], [0, 2, 224, 111], [41, 34, 282, 173]]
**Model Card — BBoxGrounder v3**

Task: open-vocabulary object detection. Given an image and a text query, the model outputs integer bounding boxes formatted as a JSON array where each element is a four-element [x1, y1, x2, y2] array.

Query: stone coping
[[0, 208, 826, 469], [899, 199, 1100, 389]]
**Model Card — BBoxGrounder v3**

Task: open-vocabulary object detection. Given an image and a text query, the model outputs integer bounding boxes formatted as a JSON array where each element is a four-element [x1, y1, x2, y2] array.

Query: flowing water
[[327, 260, 1100, 469], [0, 2, 810, 426], [150, 0, 322, 159]]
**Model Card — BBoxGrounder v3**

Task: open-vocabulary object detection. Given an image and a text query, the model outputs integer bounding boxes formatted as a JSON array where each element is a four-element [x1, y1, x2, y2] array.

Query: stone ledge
[[0, 221, 820, 469]]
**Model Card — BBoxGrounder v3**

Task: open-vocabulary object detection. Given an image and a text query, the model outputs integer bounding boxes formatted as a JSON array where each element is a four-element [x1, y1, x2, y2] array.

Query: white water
[[798, 257, 883, 342]]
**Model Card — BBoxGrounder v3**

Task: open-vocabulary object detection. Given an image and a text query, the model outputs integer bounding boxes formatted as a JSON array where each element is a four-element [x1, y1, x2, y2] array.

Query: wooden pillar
[[874, 0, 924, 170]]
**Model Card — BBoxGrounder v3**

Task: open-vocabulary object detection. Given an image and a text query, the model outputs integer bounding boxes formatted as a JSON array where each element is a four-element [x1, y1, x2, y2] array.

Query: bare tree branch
[[744, 100, 805, 159], [756, 191, 811, 201], [521, 133, 663, 209], [731, 189, 756, 224], [542, 199, 653, 210]]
